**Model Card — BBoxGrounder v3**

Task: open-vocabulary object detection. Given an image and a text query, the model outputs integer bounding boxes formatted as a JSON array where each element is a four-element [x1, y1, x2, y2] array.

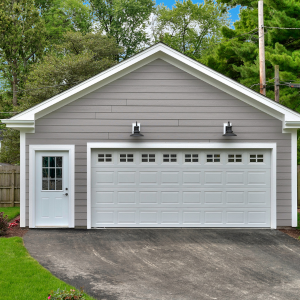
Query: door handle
[[63, 193, 68, 196]]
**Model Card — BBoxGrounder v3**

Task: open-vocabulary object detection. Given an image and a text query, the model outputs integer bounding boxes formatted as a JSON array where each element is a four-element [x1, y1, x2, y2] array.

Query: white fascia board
[[1, 120, 35, 132], [7, 43, 300, 125]]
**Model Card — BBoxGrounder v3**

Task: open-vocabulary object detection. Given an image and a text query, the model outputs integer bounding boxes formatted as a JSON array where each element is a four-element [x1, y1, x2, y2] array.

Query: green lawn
[[0, 207, 20, 221], [0, 237, 96, 300]]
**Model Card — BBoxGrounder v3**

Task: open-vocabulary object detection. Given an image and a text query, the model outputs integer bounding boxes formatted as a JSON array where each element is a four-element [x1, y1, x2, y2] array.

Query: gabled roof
[[3, 42, 300, 131]]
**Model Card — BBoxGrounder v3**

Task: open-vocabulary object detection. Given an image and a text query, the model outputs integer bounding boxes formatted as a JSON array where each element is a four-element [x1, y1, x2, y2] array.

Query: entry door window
[[42, 156, 63, 190]]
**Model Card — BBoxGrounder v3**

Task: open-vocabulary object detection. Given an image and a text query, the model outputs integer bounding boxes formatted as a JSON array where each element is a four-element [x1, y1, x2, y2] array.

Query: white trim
[[29, 145, 75, 228], [1, 120, 35, 131], [20, 131, 26, 227], [3, 43, 300, 128], [292, 130, 298, 227], [87, 142, 277, 229]]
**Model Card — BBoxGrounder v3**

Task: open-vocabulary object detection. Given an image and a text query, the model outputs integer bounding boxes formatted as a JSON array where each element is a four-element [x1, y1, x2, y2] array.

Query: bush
[[0, 212, 9, 236], [48, 288, 86, 300]]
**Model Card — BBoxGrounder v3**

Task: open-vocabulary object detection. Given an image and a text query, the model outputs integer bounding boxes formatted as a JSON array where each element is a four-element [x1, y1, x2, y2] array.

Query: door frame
[[29, 145, 75, 228], [87, 142, 277, 229]]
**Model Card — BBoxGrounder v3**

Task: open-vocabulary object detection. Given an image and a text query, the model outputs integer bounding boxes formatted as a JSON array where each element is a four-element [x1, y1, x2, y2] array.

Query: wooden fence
[[0, 165, 20, 207]]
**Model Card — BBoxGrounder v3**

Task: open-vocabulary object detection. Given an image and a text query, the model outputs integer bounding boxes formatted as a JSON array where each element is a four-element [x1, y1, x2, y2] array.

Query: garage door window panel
[[228, 154, 243, 163], [163, 154, 177, 163], [185, 154, 199, 163], [250, 154, 264, 163], [120, 154, 134, 163], [141, 154, 156, 163], [206, 154, 221, 163], [98, 154, 112, 163]]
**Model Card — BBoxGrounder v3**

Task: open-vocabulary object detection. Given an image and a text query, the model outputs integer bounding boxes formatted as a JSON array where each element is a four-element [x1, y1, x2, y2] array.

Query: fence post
[[11, 170, 15, 207]]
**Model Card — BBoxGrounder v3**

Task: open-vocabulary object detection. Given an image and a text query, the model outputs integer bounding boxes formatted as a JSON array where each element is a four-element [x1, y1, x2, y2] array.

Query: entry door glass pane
[[42, 156, 63, 190]]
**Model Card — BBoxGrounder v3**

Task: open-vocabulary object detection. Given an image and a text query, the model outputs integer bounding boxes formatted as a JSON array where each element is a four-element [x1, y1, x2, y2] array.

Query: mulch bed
[[277, 209, 300, 241], [0, 215, 28, 239], [1, 214, 300, 240]]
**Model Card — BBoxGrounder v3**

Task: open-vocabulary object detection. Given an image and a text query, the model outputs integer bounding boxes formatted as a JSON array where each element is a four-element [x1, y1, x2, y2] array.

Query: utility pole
[[258, 1, 266, 96], [275, 65, 279, 102]]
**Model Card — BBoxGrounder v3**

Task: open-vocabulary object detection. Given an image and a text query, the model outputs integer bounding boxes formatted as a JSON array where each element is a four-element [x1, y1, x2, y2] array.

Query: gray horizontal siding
[[26, 58, 292, 227]]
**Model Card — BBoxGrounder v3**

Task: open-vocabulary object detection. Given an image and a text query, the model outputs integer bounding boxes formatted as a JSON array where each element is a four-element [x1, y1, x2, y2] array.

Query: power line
[[0, 81, 83, 96], [265, 26, 300, 30]]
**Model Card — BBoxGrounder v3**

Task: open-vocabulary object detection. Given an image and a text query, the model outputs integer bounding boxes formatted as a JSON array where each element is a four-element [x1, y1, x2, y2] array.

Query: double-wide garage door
[[91, 149, 271, 227]]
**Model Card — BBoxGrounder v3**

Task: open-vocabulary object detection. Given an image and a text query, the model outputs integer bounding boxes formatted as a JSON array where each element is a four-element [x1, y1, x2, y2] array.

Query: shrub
[[48, 288, 86, 300], [0, 212, 9, 236]]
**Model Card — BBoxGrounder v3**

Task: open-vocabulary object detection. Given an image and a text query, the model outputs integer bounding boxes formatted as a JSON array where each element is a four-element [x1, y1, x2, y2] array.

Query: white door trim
[[29, 145, 75, 228], [87, 142, 277, 229], [20, 131, 26, 227]]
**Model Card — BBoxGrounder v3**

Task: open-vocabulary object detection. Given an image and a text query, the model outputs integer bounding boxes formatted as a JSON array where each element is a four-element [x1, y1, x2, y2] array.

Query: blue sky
[[157, 1, 241, 25]]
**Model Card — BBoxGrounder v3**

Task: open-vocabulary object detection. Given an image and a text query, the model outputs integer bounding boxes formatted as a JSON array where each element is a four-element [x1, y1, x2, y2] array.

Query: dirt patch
[[0, 215, 28, 238], [277, 209, 300, 240], [278, 228, 300, 240]]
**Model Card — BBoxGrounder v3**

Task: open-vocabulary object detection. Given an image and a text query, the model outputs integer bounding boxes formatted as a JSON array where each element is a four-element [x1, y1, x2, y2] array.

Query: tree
[[90, 0, 155, 60], [151, 0, 229, 60], [0, 127, 20, 165], [36, 0, 93, 46], [18, 31, 121, 111], [202, 0, 300, 108], [204, 0, 300, 162], [0, 0, 47, 106]]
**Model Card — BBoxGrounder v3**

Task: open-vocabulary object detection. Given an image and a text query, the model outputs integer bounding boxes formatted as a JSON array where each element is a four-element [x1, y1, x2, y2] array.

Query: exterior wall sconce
[[130, 122, 144, 137], [223, 121, 237, 136]]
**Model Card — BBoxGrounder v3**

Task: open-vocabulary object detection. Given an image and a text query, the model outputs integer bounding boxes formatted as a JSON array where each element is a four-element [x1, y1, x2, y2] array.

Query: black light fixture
[[223, 121, 237, 136], [130, 122, 144, 137]]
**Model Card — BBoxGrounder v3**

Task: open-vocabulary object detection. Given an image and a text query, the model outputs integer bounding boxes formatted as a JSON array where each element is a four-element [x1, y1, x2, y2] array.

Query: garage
[[90, 148, 271, 228]]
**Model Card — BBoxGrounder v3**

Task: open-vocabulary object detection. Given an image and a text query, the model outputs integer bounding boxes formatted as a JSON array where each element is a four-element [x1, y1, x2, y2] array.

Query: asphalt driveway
[[24, 229, 300, 300]]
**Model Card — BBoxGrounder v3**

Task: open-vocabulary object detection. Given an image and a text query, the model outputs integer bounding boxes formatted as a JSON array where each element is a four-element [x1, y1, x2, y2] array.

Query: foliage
[[0, 127, 20, 165], [0, 207, 20, 221], [202, 0, 300, 108], [152, 0, 229, 60], [48, 288, 86, 300], [0, 0, 47, 106], [0, 212, 9, 236], [0, 237, 96, 300], [18, 31, 121, 112], [36, 0, 93, 46], [90, 0, 155, 60]]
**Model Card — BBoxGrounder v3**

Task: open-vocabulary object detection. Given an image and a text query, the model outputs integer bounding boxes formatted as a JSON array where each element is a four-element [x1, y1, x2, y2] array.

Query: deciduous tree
[[0, 0, 46, 106], [90, 0, 155, 60], [19, 31, 121, 111], [151, 0, 229, 60]]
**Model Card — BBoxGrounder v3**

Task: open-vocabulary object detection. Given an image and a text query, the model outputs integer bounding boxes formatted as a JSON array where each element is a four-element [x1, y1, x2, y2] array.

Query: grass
[[0, 207, 20, 221], [0, 237, 96, 300]]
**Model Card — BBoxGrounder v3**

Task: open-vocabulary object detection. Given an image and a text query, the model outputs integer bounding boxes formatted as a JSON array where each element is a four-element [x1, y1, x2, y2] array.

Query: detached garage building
[[3, 43, 300, 229]]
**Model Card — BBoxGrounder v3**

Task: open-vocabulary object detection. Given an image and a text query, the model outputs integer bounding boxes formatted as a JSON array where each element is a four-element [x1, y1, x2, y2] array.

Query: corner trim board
[[20, 131, 26, 227], [29, 145, 75, 228], [292, 130, 297, 227]]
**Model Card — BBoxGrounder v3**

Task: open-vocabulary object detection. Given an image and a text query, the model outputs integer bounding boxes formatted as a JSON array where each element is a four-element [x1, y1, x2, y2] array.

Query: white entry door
[[35, 151, 69, 226]]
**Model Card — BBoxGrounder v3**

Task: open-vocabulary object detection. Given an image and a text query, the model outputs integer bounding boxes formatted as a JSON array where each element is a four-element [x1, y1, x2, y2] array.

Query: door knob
[[63, 193, 68, 196]]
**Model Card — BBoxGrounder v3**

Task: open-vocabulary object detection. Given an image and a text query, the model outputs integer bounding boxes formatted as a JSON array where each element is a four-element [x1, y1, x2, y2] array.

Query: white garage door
[[91, 149, 271, 227]]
